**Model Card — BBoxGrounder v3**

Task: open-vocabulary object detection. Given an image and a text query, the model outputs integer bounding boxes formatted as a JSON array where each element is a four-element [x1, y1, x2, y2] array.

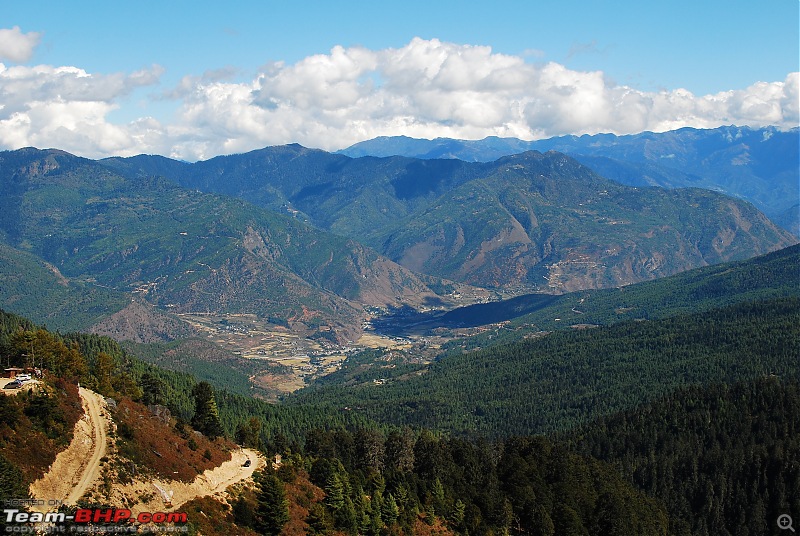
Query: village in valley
[[173, 309, 512, 395]]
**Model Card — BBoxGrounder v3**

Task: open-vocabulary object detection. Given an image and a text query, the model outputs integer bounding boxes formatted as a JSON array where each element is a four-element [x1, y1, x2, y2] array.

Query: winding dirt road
[[29, 387, 108, 509], [30, 385, 263, 516], [148, 448, 265, 512], [66, 388, 107, 504]]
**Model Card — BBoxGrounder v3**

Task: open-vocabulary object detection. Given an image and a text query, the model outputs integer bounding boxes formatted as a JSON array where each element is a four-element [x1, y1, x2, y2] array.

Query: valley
[[0, 138, 796, 404], [176, 311, 355, 394], [1, 3, 797, 531], [0, 177, 797, 536], [172, 309, 494, 395]]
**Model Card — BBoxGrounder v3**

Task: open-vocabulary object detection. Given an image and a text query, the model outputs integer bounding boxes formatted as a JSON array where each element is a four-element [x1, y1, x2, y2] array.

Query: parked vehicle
[[242, 459, 251, 467], [15, 374, 31, 382], [4, 380, 22, 389]]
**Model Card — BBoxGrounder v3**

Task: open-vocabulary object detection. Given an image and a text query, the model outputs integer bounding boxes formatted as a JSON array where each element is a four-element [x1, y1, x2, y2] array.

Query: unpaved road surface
[[29, 387, 108, 510], [29, 385, 264, 515], [149, 448, 265, 511]]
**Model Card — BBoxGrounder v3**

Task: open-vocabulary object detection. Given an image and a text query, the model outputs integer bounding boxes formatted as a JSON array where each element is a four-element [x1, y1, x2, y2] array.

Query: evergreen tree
[[235, 416, 262, 449], [306, 502, 333, 534], [324, 472, 346, 512], [450, 499, 466, 530], [191, 381, 224, 439], [0, 453, 27, 500], [140, 372, 167, 406], [91, 351, 115, 396], [385, 428, 415, 473], [0, 454, 28, 533], [231, 497, 256, 528], [381, 493, 400, 527], [254, 472, 290, 536]]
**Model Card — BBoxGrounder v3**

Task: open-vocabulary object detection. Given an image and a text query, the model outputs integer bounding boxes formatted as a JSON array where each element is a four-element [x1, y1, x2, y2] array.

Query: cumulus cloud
[[165, 38, 797, 160], [0, 37, 797, 160], [0, 62, 165, 157], [0, 26, 41, 63]]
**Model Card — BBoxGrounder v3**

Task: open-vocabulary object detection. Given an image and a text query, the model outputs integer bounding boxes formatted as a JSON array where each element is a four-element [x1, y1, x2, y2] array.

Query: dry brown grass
[[0, 377, 82, 485], [181, 495, 259, 536], [114, 398, 235, 482]]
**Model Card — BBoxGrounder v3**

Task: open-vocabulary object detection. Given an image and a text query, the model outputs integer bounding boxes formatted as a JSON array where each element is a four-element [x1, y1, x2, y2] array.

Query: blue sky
[[1, 0, 798, 160]]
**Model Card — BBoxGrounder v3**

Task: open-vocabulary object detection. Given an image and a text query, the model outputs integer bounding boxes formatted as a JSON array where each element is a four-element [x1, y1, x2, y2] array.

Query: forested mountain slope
[[340, 126, 800, 235], [102, 145, 797, 292], [0, 148, 449, 340], [288, 297, 800, 437], [0, 308, 669, 535], [1, 298, 797, 534], [567, 377, 800, 536]]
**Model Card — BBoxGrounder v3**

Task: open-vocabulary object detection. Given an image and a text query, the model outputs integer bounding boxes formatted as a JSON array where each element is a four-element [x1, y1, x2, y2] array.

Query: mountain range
[[102, 143, 795, 294], [340, 126, 800, 235], [0, 148, 450, 341], [0, 130, 796, 342], [1, 131, 799, 536]]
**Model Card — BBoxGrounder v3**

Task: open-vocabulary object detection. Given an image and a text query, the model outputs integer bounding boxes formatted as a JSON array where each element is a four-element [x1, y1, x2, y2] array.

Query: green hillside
[[0, 148, 445, 339], [102, 145, 797, 293], [567, 377, 800, 536], [287, 297, 800, 437], [0, 242, 128, 332]]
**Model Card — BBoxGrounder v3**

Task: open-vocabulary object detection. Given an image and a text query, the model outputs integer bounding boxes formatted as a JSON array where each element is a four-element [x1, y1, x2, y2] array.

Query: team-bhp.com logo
[[4, 508, 188, 532]]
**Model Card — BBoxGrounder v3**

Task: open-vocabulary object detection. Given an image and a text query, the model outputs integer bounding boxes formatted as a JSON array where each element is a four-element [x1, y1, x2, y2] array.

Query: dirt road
[[148, 448, 265, 511], [29, 387, 108, 509], [66, 388, 108, 504], [29, 385, 264, 515]]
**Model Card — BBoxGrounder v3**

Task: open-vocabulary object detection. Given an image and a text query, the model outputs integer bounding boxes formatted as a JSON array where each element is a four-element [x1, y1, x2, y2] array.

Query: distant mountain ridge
[[103, 144, 797, 293], [339, 126, 800, 235], [0, 143, 795, 343], [0, 148, 451, 340]]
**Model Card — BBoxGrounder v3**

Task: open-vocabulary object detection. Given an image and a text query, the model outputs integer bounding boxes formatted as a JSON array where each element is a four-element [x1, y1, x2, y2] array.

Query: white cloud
[[0, 62, 164, 157], [0, 38, 797, 160], [0, 26, 41, 63]]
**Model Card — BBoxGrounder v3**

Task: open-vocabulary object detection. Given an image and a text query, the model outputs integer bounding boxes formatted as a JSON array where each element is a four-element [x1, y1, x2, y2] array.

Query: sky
[[1, 0, 798, 161]]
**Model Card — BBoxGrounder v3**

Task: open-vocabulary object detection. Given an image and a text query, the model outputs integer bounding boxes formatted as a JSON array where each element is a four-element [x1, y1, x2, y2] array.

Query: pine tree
[[141, 372, 167, 406], [0, 454, 28, 533], [92, 351, 115, 396], [254, 472, 290, 536], [381, 493, 400, 527], [191, 381, 224, 439], [306, 503, 333, 534], [324, 472, 346, 512]]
